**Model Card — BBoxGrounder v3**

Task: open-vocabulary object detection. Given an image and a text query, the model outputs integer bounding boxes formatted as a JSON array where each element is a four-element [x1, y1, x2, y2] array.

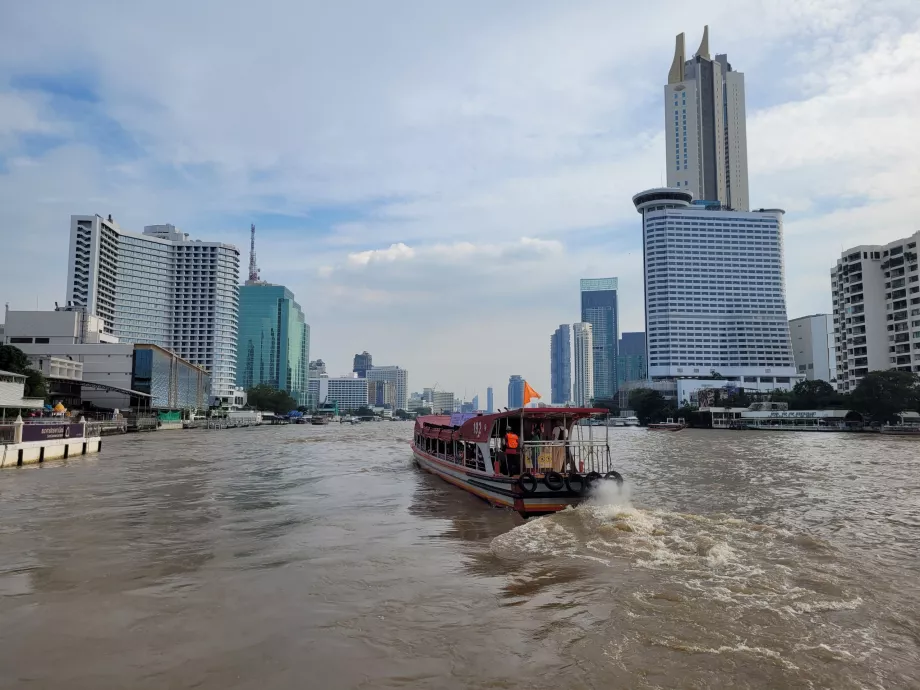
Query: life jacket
[[505, 432, 519, 449]]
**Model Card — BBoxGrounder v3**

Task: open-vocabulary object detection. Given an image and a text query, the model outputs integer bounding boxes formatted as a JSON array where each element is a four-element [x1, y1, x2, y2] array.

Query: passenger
[[530, 424, 543, 470], [503, 427, 520, 476], [551, 420, 567, 471]]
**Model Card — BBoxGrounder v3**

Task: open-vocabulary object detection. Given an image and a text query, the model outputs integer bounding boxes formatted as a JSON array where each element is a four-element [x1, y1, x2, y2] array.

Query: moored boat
[[311, 415, 331, 425], [412, 408, 623, 517], [647, 417, 686, 431]]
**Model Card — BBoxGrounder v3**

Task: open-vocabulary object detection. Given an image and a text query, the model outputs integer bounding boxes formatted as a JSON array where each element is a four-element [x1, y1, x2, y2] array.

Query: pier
[[0, 416, 103, 468]]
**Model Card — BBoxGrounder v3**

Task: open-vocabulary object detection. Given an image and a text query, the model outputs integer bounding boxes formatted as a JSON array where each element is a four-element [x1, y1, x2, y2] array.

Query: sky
[[1, 0, 919, 407]]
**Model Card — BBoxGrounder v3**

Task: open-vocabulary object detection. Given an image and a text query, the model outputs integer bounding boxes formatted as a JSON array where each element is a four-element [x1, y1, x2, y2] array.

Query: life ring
[[584, 471, 602, 489], [604, 470, 624, 485], [544, 471, 564, 491], [564, 472, 585, 494], [518, 472, 538, 495]]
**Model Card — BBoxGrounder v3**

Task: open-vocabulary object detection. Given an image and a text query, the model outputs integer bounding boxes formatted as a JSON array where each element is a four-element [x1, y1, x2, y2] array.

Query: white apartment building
[[789, 314, 837, 385], [573, 322, 594, 407], [831, 233, 920, 392], [665, 26, 749, 211], [366, 365, 409, 410], [66, 215, 240, 403], [633, 188, 797, 386], [308, 375, 369, 412]]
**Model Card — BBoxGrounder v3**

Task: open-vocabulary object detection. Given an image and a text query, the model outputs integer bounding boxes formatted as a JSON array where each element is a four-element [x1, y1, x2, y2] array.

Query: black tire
[[604, 470, 624, 485], [584, 471, 602, 489], [565, 472, 585, 495], [518, 472, 538, 495], [544, 471, 565, 491]]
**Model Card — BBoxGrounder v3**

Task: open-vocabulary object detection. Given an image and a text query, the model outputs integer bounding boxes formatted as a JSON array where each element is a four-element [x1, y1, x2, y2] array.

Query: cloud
[[347, 242, 416, 266]]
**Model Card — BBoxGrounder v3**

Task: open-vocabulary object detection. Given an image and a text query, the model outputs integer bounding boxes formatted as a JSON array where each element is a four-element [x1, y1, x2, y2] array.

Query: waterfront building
[[431, 390, 455, 414], [572, 322, 594, 407], [632, 188, 796, 384], [550, 325, 572, 405], [366, 366, 408, 410], [367, 379, 396, 408], [66, 215, 240, 404], [236, 283, 309, 404], [580, 279, 618, 400], [353, 351, 373, 378], [617, 332, 648, 390], [486, 387, 494, 413], [665, 26, 749, 211], [408, 393, 428, 412], [831, 232, 920, 391], [507, 375, 524, 409], [309, 375, 368, 412], [789, 314, 837, 386]]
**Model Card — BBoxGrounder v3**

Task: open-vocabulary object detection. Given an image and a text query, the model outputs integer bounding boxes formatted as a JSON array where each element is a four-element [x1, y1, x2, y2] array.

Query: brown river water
[[0, 423, 918, 689]]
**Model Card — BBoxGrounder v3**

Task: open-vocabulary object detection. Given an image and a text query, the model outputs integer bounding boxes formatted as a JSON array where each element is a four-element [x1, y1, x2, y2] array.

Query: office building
[[366, 365, 408, 410], [66, 214, 241, 404], [353, 351, 373, 377], [308, 375, 368, 412], [422, 388, 455, 414], [666, 26, 749, 211], [617, 332, 648, 389], [789, 314, 837, 385], [408, 393, 428, 412], [367, 379, 396, 408], [236, 283, 309, 404], [309, 359, 326, 377], [550, 325, 572, 405], [486, 387, 494, 413], [633, 188, 796, 384], [580, 278, 618, 399], [831, 233, 920, 391], [471, 394, 479, 411], [572, 323, 594, 407], [507, 375, 524, 409]]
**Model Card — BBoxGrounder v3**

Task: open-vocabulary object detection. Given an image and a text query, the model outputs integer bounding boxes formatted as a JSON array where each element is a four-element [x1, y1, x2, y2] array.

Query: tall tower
[[247, 223, 261, 285], [572, 323, 594, 407], [580, 278, 618, 400], [550, 324, 572, 405], [665, 26, 749, 211]]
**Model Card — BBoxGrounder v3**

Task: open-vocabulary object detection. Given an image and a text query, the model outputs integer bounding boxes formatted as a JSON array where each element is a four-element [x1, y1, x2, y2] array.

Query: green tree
[[628, 388, 670, 425], [413, 407, 432, 416], [790, 379, 841, 409], [591, 397, 620, 416], [354, 406, 377, 417], [0, 344, 47, 399], [246, 384, 297, 414], [850, 370, 920, 424]]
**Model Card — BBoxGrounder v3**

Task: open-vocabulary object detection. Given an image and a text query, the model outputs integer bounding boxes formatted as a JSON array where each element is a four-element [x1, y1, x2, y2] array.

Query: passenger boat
[[879, 425, 920, 436], [647, 417, 686, 431], [311, 415, 331, 426], [412, 408, 623, 517]]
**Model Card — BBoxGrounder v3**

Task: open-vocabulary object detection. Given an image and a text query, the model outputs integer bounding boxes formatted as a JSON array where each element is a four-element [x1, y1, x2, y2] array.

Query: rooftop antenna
[[248, 223, 260, 283]]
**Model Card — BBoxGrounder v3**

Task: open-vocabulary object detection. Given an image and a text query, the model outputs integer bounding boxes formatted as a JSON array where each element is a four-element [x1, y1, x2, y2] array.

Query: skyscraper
[[236, 283, 310, 404], [572, 323, 594, 407], [666, 26, 749, 211], [366, 365, 409, 410], [471, 394, 479, 411], [633, 188, 796, 380], [486, 387, 494, 413], [789, 314, 837, 385], [353, 351, 373, 377], [617, 332, 647, 390], [580, 278, 618, 400], [66, 214, 241, 404], [550, 324, 572, 405], [507, 375, 524, 409]]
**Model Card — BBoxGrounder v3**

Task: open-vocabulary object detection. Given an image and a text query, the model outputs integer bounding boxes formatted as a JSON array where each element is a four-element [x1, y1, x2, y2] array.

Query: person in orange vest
[[503, 427, 520, 475]]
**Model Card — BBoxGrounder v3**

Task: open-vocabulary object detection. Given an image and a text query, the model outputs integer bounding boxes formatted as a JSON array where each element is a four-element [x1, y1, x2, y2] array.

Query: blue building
[[486, 387, 494, 413], [550, 325, 572, 405], [617, 332, 647, 390], [508, 375, 524, 409], [471, 394, 479, 411], [236, 283, 310, 404], [580, 278, 619, 400]]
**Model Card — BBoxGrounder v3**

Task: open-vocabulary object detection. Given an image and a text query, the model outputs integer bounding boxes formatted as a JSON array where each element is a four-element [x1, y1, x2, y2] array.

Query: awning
[[56, 378, 152, 398]]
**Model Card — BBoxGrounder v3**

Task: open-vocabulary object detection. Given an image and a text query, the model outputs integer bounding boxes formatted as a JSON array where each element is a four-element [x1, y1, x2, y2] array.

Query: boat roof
[[416, 407, 605, 441]]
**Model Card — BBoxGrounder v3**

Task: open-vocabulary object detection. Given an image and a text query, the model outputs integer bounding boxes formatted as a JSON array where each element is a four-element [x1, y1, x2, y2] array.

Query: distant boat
[[648, 418, 686, 431], [311, 416, 331, 426], [608, 416, 640, 428], [879, 425, 920, 436]]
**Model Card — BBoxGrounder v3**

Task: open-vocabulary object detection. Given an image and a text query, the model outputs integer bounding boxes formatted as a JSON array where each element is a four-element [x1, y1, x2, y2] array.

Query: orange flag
[[523, 381, 541, 405]]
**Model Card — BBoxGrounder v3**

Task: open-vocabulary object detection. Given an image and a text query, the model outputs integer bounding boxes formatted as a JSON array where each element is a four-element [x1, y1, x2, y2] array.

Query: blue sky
[[2, 0, 919, 405]]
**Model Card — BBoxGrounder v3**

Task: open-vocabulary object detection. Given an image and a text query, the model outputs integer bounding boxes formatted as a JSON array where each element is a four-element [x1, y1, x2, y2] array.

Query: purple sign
[[21, 424, 85, 443], [449, 413, 478, 427]]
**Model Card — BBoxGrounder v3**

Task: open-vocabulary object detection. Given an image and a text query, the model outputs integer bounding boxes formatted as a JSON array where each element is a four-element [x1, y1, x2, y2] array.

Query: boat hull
[[412, 447, 581, 516]]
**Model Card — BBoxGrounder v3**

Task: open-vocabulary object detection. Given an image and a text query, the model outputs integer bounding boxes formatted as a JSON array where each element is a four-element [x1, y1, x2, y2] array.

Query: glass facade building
[[550, 324, 571, 404], [617, 331, 648, 390], [507, 375, 524, 409], [236, 283, 309, 405], [132, 344, 210, 410], [580, 278, 619, 399]]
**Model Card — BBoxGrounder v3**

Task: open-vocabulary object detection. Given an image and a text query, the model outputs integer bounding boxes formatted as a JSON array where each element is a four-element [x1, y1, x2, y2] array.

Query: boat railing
[[519, 440, 614, 475]]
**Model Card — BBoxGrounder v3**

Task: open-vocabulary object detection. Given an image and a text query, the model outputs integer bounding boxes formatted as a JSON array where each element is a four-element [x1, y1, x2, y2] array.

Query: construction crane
[[248, 223, 260, 283]]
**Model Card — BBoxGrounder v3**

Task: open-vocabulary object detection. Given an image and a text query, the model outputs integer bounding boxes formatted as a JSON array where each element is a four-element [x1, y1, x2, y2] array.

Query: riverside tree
[[0, 344, 47, 399], [246, 384, 297, 414], [849, 370, 920, 424]]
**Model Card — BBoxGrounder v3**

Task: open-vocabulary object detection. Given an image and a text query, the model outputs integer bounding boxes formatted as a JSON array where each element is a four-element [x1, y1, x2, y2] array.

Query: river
[[0, 423, 918, 689]]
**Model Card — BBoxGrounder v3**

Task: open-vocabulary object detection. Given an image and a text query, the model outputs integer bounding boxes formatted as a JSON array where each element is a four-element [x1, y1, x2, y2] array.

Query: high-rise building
[[550, 324, 572, 405], [367, 379, 396, 408], [422, 388, 455, 414], [366, 365, 408, 410], [572, 323, 594, 407], [633, 188, 796, 381], [66, 214, 240, 403], [353, 351, 373, 377], [666, 26, 749, 211], [617, 332, 648, 390], [471, 394, 479, 411], [308, 375, 368, 412], [486, 387, 494, 413], [236, 283, 309, 404], [580, 278, 618, 400], [507, 375, 524, 409], [309, 359, 326, 377], [789, 315, 837, 385], [831, 233, 920, 391]]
